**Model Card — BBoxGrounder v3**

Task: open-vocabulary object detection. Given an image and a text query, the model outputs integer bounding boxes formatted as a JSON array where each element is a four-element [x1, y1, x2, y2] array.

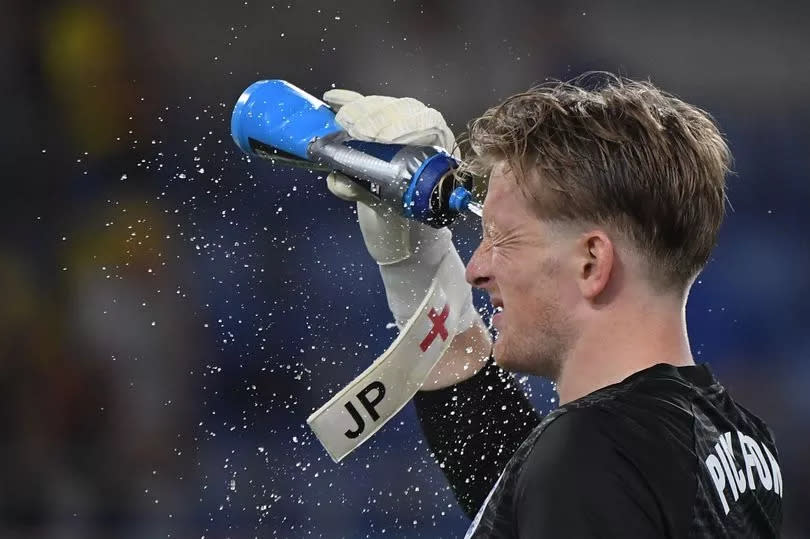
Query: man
[[323, 73, 782, 537]]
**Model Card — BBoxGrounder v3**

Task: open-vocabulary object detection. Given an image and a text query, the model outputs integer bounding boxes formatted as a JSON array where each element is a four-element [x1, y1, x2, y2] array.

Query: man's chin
[[492, 337, 522, 373], [492, 333, 561, 379]]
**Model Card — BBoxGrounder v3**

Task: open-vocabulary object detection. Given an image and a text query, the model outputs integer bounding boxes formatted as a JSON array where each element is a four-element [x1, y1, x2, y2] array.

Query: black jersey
[[414, 359, 782, 538]]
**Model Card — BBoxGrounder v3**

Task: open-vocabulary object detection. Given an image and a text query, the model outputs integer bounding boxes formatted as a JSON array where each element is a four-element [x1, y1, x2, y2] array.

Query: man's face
[[465, 162, 579, 379]]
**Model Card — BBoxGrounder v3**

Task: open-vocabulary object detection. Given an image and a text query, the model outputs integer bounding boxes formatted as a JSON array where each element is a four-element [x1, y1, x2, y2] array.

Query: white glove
[[322, 89, 476, 331]]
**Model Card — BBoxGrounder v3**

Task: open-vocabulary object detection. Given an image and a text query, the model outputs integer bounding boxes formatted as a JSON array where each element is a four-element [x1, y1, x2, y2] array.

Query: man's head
[[463, 73, 732, 377]]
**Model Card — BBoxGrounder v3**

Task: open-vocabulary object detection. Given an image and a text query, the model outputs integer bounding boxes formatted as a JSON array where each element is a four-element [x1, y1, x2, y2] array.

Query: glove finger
[[335, 95, 399, 136], [337, 97, 422, 139], [327, 172, 408, 226], [357, 201, 412, 265], [322, 89, 364, 112], [339, 99, 458, 155], [326, 172, 379, 206], [379, 112, 456, 149]]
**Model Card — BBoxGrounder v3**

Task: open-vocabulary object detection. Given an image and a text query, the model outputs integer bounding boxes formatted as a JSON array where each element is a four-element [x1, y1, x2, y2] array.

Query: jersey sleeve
[[413, 357, 542, 519], [514, 407, 664, 538]]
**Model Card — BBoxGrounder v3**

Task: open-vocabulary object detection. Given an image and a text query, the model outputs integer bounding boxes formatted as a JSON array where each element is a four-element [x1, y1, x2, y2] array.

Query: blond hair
[[464, 72, 732, 289]]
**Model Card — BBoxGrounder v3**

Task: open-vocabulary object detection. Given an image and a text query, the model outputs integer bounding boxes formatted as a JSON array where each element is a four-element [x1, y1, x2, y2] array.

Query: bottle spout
[[466, 200, 483, 217], [448, 186, 482, 217]]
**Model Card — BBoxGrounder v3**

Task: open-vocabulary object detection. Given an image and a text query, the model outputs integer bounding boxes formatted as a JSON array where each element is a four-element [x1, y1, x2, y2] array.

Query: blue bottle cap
[[448, 186, 472, 212]]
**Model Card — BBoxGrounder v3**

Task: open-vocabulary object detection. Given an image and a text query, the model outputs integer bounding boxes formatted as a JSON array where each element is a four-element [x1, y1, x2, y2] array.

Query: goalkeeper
[[322, 74, 782, 538]]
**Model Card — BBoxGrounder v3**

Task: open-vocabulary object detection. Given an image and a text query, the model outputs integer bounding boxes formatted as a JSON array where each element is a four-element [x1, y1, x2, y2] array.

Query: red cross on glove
[[419, 304, 450, 352]]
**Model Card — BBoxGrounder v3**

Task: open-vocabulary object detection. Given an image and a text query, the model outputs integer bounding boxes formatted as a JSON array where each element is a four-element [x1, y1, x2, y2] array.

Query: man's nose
[[465, 242, 492, 289]]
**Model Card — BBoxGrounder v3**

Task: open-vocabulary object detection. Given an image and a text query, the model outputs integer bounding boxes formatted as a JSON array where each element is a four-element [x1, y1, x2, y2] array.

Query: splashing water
[[466, 200, 483, 217]]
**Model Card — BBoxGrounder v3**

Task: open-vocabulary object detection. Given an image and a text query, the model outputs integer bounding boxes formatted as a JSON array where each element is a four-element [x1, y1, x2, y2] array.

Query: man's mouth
[[492, 304, 504, 329]]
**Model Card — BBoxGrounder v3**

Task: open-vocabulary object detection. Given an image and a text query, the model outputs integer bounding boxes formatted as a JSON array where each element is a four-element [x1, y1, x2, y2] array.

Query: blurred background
[[2, 0, 808, 537]]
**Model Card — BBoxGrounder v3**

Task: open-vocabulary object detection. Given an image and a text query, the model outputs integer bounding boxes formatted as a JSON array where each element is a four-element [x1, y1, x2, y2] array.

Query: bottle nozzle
[[448, 186, 473, 212], [448, 186, 483, 217], [466, 200, 483, 217]]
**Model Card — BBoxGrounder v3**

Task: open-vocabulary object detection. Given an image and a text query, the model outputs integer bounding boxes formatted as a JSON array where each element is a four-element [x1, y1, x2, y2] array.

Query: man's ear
[[578, 230, 614, 301]]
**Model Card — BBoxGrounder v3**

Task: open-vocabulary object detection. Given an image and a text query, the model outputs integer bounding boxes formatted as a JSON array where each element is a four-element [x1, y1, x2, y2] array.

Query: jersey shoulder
[[514, 394, 698, 536], [520, 402, 691, 483]]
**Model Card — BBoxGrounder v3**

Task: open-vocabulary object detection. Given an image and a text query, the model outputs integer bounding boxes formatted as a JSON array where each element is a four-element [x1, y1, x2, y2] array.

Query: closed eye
[[482, 217, 499, 241]]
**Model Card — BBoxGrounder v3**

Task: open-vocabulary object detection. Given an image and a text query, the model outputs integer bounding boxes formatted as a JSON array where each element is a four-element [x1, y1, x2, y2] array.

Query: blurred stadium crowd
[[1, 0, 808, 537]]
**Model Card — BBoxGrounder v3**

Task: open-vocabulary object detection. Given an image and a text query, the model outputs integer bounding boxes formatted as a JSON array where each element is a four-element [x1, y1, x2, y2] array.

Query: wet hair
[[464, 72, 732, 290]]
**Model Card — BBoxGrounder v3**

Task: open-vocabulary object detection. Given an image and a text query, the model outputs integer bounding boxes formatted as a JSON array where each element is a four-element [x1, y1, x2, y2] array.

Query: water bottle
[[230, 80, 479, 228]]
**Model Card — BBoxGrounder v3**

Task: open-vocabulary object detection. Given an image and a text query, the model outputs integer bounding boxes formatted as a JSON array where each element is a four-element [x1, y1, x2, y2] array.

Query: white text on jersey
[[704, 430, 782, 515]]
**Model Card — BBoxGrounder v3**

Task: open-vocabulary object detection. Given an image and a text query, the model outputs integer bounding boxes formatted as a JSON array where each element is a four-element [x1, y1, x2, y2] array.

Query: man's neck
[[555, 293, 695, 405]]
